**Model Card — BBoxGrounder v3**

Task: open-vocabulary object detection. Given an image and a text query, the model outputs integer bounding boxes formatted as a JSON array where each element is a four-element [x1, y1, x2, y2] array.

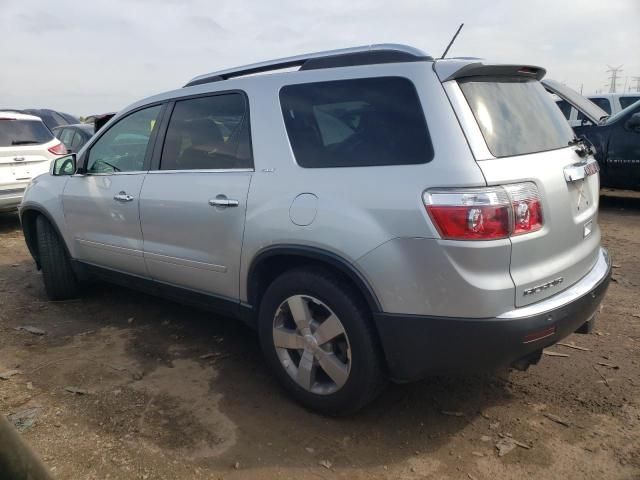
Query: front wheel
[[258, 268, 386, 415], [36, 215, 79, 300]]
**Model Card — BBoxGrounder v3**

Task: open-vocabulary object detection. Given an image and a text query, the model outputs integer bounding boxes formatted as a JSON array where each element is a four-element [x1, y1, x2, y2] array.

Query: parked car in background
[[545, 79, 640, 190], [83, 112, 116, 132], [558, 92, 640, 127], [0, 111, 67, 212], [52, 124, 94, 153], [586, 93, 640, 115], [21, 109, 80, 131], [19, 45, 611, 414]]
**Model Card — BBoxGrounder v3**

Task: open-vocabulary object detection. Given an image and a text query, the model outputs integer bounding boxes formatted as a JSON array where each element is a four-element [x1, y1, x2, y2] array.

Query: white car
[[0, 111, 67, 212], [558, 92, 640, 127]]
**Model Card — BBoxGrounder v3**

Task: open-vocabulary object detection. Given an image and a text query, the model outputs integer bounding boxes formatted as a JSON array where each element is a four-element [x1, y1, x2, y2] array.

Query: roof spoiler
[[442, 63, 546, 82]]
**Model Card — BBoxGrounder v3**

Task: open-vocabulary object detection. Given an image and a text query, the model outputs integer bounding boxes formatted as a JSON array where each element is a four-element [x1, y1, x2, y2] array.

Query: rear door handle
[[208, 197, 239, 208], [114, 192, 134, 202]]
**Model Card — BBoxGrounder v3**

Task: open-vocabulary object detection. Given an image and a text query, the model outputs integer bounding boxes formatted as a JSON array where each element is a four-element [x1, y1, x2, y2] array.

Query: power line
[[605, 65, 623, 93]]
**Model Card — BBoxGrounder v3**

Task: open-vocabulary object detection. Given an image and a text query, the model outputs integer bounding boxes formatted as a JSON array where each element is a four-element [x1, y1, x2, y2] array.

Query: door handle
[[208, 197, 239, 208], [114, 191, 134, 202]]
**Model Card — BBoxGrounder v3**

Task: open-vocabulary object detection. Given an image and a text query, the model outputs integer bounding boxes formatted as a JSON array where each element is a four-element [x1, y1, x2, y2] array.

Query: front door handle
[[114, 191, 134, 202], [209, 196, 239, 208]]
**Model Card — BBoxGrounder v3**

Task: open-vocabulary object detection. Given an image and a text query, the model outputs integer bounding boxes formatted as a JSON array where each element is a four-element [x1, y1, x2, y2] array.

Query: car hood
[[542, 79, 609, 125]]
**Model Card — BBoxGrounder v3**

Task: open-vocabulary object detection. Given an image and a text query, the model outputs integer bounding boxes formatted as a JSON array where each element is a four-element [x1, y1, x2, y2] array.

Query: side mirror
[[50, 154, 76, 176], [626, 113, 640, 132]]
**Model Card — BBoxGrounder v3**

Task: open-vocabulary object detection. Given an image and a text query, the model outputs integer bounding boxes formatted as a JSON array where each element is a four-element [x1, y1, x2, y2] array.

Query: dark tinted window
[[87, 105, 161, 173], [0, 119, 54, 147], [556, 100, 572, 120], [161, 93, 252, 170], [587, 97, 612, 114], [58, 128, 75, 147], [279, 77, 432, 168], [460, 78, 574, 158], [620, 97, 640, 110], [70, 130, 86, 151]]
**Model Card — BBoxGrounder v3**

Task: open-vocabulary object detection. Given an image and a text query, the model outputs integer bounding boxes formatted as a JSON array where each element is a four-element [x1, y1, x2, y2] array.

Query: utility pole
[[606, 65, 623, 93], [632, 76, 640, 93]]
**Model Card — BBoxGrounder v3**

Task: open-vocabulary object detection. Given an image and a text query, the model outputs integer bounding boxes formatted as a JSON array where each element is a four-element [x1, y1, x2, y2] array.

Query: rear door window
[[59, 128, 75, 147], [160, 93, 252, 170], [459, 78, 575, 158], [279, 77, 433, 168], [0, 119, 54, 147], [70, 130, 85, 151]]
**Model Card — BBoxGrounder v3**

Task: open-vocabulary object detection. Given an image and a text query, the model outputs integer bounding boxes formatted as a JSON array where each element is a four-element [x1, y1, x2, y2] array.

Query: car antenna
[[440, 23, 464, 59]]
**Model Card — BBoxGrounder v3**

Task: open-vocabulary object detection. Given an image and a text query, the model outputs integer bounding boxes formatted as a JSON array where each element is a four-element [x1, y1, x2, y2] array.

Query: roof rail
[[184, 44, 431, 87]]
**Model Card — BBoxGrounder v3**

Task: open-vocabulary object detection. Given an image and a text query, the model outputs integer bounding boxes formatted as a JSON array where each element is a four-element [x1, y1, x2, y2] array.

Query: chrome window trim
[[72, 170, 147, 177], [148, 168, 254, 174]]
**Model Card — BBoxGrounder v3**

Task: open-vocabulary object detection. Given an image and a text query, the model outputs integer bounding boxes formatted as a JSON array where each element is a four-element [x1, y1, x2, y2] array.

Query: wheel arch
[[247, 245, 382, 315], [20, 205, 71, 269]]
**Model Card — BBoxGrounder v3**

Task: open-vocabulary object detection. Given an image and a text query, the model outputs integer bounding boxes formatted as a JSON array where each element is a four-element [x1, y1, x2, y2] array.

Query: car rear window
[[279, 77, 433, 168], [0, 119, 54, 147], [459, 78, 575, 158]]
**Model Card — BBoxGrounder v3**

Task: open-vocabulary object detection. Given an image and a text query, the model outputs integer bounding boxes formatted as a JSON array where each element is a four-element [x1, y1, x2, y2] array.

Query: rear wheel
[[576, 313, 597, 334], [258, 268, 386, 415], [36, 215, 79, 300]]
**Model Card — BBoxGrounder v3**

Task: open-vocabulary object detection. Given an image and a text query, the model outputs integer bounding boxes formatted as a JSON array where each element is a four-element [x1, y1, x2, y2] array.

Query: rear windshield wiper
[[11, 140, 40, 145]]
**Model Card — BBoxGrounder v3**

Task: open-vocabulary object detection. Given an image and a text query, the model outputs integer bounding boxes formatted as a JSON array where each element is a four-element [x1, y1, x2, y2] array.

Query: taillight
[[48, 142, 67, 155], [503, 183, 543, 235], [423, 182, 543, 241]]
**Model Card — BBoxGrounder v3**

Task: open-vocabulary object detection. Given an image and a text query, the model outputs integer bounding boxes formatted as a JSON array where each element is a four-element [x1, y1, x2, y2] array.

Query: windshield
[[0, 119, 54, 147], [459, 78, 575, 158]]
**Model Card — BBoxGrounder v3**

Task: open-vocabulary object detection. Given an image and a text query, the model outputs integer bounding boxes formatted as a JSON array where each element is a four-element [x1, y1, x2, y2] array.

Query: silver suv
[[19, 45, 611, 414]]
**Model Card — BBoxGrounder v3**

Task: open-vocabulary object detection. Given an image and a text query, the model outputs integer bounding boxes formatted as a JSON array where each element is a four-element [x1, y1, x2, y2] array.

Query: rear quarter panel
[[236, 62, 490, 305]]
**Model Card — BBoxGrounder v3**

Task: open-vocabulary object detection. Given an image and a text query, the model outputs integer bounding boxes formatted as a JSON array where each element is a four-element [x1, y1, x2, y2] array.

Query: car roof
[[53, 123, 93, 131], [587, 93, 640, 99], [185, 44, 431, 87], [0, 111, 45, 122]]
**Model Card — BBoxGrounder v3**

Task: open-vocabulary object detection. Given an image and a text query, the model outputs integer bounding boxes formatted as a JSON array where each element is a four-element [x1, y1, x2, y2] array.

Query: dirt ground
[[1, 189, 639, 480]]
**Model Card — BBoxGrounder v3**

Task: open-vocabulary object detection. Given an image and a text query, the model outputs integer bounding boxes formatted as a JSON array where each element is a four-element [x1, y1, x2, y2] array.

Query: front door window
[[86, 105, 161, 173]]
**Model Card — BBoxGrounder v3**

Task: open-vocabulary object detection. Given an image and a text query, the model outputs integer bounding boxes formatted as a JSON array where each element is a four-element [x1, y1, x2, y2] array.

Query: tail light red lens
[[424, 183, 543, 241], [427, 205, 511, 240], [48, 142, 67, 155], [503, 183, 543, 235]]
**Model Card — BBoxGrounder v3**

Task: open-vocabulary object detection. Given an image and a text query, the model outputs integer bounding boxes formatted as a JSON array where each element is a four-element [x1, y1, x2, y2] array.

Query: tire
[[258, 267, 386, 415], [36, 215, 79, 300], [575, 313, 597, 334]]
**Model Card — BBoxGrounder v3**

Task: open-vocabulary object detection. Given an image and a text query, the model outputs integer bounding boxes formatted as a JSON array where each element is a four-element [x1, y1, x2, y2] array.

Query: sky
[[1, 0, 639, 116]]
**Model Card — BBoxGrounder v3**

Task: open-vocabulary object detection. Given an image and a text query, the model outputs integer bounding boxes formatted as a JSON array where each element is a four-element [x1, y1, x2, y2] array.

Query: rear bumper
[[0, 188, 25, 212], [374, 248, 612, 381]]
